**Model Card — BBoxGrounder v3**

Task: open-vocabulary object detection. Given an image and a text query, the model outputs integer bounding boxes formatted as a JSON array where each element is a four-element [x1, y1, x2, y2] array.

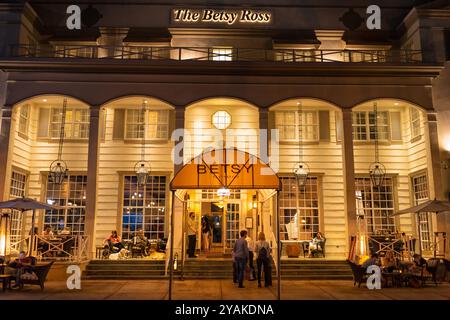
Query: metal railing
[[6, 44, 426, 64], [10, 235, 89, 262]]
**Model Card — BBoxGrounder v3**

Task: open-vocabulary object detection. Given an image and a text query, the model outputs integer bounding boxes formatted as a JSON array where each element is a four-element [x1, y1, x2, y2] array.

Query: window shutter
[[113, 109, 125, 140], [37, 108, 50, 138], [168, 109, 175, 140], [99, 108, 106, 141], [268, 111, 276, 141], [390, 111, 402, 141], [319, 110, 330, 141], [335, 112, 343, 142]]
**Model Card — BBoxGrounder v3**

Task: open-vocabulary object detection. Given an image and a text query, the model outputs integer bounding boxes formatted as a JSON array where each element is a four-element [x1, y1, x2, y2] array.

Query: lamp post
[[294, 101, 310, 188], [0, 212, 11, 259]]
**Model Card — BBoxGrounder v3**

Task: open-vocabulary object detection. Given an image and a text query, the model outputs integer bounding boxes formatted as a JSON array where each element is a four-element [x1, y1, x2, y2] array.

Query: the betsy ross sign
[[172, 8, 272, 25]]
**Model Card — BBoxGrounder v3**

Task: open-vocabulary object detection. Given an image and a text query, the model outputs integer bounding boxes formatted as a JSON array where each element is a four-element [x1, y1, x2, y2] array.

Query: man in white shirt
[[187, 212, 198, 258]]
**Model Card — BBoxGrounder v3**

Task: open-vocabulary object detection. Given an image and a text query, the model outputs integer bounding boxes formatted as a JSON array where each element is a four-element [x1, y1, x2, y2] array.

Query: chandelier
[[369, 102, 386, 187], [49, 98, 69, 184], [293, 101, 310, 188], [134, 99, 151, 186]]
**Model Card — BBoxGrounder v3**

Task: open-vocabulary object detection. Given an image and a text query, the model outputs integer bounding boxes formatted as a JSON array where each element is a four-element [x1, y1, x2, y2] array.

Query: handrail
[[4, 44, 428, 64]]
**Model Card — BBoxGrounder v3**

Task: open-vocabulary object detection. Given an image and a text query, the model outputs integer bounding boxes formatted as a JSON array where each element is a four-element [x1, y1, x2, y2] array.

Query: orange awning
[[170, 148, 280, 190]]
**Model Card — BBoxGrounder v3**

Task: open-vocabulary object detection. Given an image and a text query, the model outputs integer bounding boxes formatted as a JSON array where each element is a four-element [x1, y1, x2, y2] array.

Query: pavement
[[1, 280, 450, 300]]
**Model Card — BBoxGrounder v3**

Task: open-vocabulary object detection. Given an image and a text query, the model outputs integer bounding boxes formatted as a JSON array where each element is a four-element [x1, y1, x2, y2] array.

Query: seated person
[[4, 251, 34, 288], [41, 226, 55, 240], [39, 227, 55, 255], [407, 254, 427, 274], [104, 230, 124, 253], [361, 253, 380, 269], [308, 232, 325, 257], [129, 229, 148, 256], [381, 251, 398, 273]]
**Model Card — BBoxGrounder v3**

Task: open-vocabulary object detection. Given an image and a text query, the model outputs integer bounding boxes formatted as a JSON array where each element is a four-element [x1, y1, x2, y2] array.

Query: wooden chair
[[19, 261, 54, 291], [347, 260, 367, 287]]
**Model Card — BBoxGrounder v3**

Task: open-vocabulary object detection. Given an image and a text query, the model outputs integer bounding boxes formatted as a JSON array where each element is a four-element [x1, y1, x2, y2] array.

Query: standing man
[[245, 233, 256, 281], [233, 230, 249, 288], [187, 212, 198, 258]]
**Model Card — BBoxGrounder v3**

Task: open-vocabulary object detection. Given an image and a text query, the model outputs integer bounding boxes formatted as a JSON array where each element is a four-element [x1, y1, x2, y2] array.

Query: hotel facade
[[0, 0, 450, 265]]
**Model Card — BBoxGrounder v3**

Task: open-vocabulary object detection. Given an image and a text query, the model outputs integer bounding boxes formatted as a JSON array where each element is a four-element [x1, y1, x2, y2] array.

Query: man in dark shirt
[[233, 230, 249, 288]]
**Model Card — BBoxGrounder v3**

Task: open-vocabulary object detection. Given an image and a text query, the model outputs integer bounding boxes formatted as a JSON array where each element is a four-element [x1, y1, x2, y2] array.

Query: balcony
[[6, 44, 426, 64]]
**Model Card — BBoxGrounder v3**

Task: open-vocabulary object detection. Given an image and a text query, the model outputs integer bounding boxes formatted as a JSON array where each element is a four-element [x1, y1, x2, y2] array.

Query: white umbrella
[[0, 197, 58, 255], [391, 199, 450, 255]]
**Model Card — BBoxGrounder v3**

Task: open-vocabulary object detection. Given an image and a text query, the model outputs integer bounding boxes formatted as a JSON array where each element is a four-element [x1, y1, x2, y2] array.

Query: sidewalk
[[1, 280, 449, 300]]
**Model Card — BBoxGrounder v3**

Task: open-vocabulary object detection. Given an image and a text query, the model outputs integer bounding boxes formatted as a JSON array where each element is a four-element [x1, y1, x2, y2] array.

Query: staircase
[[83, 259, 353, 280], [280, 260, 353, 280], [83, 259, 166, 280]]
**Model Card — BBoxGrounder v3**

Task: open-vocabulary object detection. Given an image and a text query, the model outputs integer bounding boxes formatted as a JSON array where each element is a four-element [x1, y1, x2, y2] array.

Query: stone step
[[86, 265, 166, 271]]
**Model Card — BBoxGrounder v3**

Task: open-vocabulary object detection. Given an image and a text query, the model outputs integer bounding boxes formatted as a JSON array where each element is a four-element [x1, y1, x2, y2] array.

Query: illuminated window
[[9, 171, 27, 244], [412, 174, 432, 251], [122, 175, 167, 240], [201, 189, 241, 200], [45, 175, 87, 235], [352, 111, 390, 141], [18, 104, 30, 137], [410, 108, 421, 141], [50, 108, 90, 139], [211, 48, 233, 61], [355, 177, 395, 234], [275, 111, 319, 142], [279, 177, 320, 241], [212, 111, 232, 129], [125, 109, 169, 140]]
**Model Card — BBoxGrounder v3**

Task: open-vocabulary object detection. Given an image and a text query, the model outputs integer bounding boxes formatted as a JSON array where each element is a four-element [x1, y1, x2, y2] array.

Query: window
[[55, 46, 95, 58], [226, 203, 240, 249], [18, 104, 30, 137], [211, 48, 233, 61], [9, 171, 27, 244], [201, 189, 241, 200], [212, 111, 232, 130], [410, 108, 421, 141], [412, 174, 433, 252], [122, 175, 167, 240], [352, 111, 390, 141], [355, 177, 396, 234], [275, 49, 316, 62], [125, 109, 169, 140], [275, 111, 319, 142], [50, 108, 90, 139], [279, 177, 320, 241], [45, 175, 87, 235]]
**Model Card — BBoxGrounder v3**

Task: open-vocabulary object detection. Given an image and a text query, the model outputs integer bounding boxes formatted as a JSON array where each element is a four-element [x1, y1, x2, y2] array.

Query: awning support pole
[[276, 190, 281, 300], [168, 190, 175, 300]]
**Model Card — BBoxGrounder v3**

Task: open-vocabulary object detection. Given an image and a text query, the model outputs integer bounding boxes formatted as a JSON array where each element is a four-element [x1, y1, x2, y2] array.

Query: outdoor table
[[0, 274, 14, 292], [382, 271, 403, 288]]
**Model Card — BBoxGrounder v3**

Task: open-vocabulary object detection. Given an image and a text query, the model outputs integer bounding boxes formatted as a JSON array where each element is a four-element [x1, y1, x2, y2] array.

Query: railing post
[[179, 47, 182, 60], [320, 50, 324, 62]]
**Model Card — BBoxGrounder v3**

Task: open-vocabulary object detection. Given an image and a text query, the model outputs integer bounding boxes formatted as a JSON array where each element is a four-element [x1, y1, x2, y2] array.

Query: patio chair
[[19, 261, 54, 291], [443, 259, 450, 282], [347, 260, 367, 287]]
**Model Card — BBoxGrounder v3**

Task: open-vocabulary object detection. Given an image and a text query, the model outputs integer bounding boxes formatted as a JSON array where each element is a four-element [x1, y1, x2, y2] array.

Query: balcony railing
[[6, 44, 426, 64]]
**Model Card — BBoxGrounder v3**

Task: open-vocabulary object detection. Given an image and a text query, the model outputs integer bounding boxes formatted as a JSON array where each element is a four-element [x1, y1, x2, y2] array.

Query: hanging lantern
[[135, 161, 150, 186], [0, 213, 11, 258], [49, 98, 69, 185], [369, 162, 386, 188], [293, 162, 310, 187], [49, 160, 68, 185]]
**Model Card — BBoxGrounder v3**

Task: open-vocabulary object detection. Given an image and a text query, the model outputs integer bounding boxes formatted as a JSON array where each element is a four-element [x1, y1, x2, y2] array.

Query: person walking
[[233, 230, 249, 288], [201, 216, 211, 252], [187, 212, 198, 258], [255, 232, 272, 288], [245, 233, 256, 281]]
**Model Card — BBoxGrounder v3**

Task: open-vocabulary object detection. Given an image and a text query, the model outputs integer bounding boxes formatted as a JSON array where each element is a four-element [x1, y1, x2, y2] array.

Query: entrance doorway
[[194, 200, 241, 256]]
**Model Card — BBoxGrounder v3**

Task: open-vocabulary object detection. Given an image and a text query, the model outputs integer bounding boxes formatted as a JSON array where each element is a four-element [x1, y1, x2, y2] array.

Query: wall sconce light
[[442, 159, 449, 170], [252, 195, 258, 209]]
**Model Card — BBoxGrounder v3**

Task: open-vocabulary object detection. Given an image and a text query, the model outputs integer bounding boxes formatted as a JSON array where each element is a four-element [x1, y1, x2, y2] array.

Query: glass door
[[225, 203, 240, 249]]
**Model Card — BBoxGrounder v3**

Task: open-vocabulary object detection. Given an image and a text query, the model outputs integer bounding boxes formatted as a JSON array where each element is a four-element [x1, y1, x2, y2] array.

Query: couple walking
[[233, 230, 273, 288]]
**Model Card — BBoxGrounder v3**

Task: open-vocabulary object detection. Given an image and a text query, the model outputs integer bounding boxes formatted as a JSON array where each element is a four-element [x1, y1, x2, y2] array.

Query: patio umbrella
[[391, 199, 450, 255], [0, 197, 57, 255]]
